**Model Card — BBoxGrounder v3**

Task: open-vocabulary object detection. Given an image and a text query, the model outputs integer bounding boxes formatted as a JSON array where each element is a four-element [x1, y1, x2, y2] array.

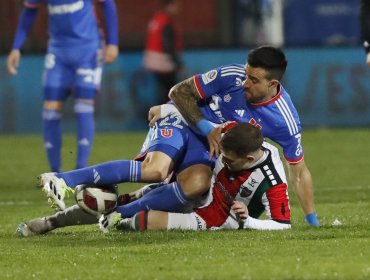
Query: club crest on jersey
[[160, 128, 173, 138], [224, 94, 232, 102], [201, 70, 217, 85]]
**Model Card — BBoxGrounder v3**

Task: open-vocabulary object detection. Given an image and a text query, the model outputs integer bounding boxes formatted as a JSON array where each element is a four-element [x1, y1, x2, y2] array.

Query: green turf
[[0, 129, 369, 280]]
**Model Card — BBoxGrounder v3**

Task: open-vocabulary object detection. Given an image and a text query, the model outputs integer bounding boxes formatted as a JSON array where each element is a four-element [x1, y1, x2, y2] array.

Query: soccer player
[[7, 0, 119, 172], [148, 46, 319, 226], [38, 107, 214, 212], [100, 123, 291, 232], [16, 123, 290, 236], [360, 0, 370, 67], [40, 46, 319, 226]]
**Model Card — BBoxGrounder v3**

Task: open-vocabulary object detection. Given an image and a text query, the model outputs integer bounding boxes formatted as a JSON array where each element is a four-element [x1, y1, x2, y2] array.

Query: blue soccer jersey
[[25, 0, 102, 49], [193, 63, 304, 163]]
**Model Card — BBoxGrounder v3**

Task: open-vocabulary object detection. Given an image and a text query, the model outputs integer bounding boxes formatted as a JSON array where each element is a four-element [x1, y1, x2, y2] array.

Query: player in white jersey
[[100, 123, 291, 232], [149, 46, 319, 226]]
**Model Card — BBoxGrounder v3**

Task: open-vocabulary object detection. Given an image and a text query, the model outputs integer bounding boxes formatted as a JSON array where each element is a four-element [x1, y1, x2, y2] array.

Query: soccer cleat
[[38, 173, 74, 211], [15, 217, 53, 237], [98, 211, 122, 233]]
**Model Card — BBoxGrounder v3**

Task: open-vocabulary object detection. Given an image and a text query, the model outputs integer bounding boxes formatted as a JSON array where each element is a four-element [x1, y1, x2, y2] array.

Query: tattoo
[[169, 77, 203, 124]]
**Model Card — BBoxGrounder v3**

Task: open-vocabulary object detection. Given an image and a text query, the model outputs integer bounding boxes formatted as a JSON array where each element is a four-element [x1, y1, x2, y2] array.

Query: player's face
[[221, 149, 254, 172], [243, 64, 274, 104]]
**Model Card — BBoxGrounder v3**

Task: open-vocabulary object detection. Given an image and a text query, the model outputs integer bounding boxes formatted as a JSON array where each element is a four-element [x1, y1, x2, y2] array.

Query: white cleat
[[38, 173, 74, 211], [99, 211, 122, 233]]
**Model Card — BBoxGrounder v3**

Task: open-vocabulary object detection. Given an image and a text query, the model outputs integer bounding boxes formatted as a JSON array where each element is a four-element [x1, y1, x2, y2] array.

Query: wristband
[[305, 212, 320, 226], [196, 119, 214, 136]]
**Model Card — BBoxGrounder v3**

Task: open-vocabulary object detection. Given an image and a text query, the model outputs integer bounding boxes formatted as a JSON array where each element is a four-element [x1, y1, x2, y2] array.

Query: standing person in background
[[6, 0, 119, 172], [360, 0, 370, 67], [143, 0, 183, 104]]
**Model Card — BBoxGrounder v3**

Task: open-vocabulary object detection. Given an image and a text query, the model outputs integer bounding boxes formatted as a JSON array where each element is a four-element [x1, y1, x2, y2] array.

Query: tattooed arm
[[168, 77, 203, 125], [169, 76, 221, 158]]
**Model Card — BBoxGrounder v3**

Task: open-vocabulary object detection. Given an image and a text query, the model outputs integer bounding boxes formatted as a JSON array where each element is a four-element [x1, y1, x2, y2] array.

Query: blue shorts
[[135, 115, 215, 173], [42, 45, 103, 101]]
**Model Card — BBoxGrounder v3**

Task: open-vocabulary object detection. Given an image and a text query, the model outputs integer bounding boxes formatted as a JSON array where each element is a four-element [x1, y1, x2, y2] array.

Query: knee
[[179, 170, 212, 199], [141, 161, 169, 182]]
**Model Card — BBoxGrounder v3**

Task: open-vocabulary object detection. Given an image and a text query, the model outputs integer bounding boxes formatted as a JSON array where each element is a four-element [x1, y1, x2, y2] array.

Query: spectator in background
[[143, 0, 184, 104], [7, 0, 119, 172], [360, 0, 370, 67]]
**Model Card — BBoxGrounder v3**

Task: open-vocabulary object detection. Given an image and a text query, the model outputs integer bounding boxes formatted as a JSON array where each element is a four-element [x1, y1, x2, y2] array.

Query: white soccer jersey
[[167, 142, 291, 231]]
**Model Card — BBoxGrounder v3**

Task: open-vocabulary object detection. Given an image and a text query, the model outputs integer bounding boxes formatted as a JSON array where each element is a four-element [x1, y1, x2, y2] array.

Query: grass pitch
[[0, 129, 369, 280]]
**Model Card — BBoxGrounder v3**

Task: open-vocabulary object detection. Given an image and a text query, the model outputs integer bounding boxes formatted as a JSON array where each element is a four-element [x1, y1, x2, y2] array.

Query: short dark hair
[[247, 45, 288, 81], [220, 123, 263, 157]]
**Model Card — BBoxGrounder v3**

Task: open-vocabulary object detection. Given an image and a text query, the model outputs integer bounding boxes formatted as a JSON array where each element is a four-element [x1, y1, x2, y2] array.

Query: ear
[[246, 155, 255, 163], [269, 79, 279, 87]]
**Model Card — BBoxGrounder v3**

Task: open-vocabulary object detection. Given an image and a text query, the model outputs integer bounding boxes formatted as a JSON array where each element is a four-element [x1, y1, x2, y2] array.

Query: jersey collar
[[249, 84, 281, 108]]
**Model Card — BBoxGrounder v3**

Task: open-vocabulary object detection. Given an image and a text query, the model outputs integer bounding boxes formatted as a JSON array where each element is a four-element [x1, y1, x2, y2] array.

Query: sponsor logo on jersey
[[223, 94, 232, 102], [160, 128, 173, 138], [248, 118, 262, 129], [235, 109, 245, 117], [48, 0, 84, 15], [201, 70, 217, 85]]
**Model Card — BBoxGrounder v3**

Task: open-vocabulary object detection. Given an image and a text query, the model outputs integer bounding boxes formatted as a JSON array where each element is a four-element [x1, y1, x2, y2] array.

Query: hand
[[104, 44, 119, 64], [208, 126, 222, 159], [7, 49, 21, 75], [148, 105, 161, 127], [231, 201, 248, 221], [367, 53, 370, 67]]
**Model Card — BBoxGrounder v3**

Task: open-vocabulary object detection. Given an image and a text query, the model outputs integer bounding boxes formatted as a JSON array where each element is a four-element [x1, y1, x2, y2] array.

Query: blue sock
[[305, 212, 320, 226], [75, 102, 95, 169], [57, 160, 142, 187], [43, 109, 62, 172], [116, 181, 189, 218]]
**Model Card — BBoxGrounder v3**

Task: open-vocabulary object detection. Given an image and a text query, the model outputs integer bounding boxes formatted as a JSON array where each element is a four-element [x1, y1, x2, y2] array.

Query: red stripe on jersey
[[284, 153, 304, 164], [250, 85, 282, 107], [195, 168, 252, 228], [221, 121, 238, 133], [194, 75, 205, 99], [266, 183, 290, 222]]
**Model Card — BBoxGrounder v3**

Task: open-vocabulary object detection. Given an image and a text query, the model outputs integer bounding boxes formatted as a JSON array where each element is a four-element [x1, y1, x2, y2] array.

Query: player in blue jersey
[[7, 0, 119, 172], [36, 46, 319, 226], [153, 45, 319, 226]]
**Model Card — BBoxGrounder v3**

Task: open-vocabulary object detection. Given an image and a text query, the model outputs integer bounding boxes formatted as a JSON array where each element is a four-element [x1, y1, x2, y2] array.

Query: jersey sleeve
[[100, 0, 119, 45], [193, 64, 245, 100], [12, 4, 39, 50], [270, 123, 304, 163]]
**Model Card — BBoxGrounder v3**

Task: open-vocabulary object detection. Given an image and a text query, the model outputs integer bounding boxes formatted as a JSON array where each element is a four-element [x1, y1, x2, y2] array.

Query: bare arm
[[169, 77, 221, 158], [287, 159, 319, 226], [168, 77, 203, 124]]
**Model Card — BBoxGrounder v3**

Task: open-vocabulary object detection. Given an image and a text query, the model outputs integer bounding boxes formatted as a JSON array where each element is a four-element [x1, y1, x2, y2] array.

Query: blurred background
[[0, 0, 368, 134]]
